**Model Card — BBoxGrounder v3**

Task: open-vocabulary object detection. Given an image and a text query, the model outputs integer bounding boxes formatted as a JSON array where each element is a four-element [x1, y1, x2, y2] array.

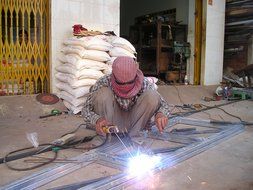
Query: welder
[[82, 56, 170, 136]]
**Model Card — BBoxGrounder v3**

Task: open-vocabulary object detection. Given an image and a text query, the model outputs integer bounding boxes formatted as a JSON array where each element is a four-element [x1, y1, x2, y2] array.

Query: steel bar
[[146, 132, 199, 144], [96, 153, 128, 170], [171, 129, 221, 135], [1, 151, 98, 190], [151, 146, 185, 154], [82, 124, 244, 190], [2, 118, 244, 190], [48, 176, 112, 190], [178, 117, 224, 128], [1, 140, 128, 190]]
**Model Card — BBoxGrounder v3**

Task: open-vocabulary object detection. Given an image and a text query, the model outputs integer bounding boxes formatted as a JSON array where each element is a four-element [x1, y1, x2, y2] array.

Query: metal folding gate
[[0, 0, 49, 95], [2, 117, 244, 190]]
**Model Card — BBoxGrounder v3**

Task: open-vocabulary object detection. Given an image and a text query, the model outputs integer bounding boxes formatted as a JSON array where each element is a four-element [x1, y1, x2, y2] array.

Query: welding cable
[[58, 122, 109, 150], [1, 123, 110, 170], [200, 103, 243, 122], [1, 133, 109, 171], [3, 145, 58, 171], [170, 101, 253, 125], [200, 104, 253, 125], [60, 123, 88, 138], [0, 143, 53, 164], [170, 99, 243, 118], [61, 133, 109, 150], [0, 133, 103, 163]]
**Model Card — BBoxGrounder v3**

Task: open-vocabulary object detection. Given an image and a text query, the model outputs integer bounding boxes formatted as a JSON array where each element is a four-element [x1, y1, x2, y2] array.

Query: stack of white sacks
[[56, 35, 136, 114]]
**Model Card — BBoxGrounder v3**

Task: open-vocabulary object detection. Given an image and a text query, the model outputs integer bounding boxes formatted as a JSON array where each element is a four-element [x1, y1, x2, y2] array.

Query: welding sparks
[[127, 153, 161, 177]]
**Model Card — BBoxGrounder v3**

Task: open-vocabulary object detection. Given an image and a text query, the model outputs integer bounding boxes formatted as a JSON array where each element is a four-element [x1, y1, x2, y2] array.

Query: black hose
[[0, 143, 52, 164], [0, 134, 104, 168], [3, 146, 58, 171], [170, 100, 242, 118]]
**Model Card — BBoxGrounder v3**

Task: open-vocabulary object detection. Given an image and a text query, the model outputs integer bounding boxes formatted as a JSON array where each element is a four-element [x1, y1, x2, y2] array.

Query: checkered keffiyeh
[[111, 56, 144, 99], [82, 75, 170, 126]]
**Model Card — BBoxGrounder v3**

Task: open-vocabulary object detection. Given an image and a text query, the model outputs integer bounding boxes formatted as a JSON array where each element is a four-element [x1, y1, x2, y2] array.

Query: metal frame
[[2, 117, 244, 190]]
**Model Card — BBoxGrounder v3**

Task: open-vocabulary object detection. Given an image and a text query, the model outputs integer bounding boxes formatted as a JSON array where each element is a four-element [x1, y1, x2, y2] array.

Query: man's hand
[[155, 112, 168, 133], [95, 118, 111, 136]]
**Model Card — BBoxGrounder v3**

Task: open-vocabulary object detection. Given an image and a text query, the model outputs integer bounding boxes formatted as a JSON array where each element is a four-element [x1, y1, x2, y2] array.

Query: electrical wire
[[3, 144, 58, 171], [200, 103, 243, 122], [170, 87, 253, 125], [60, 123, 88, 137], [60, 134, 109, 150], [2, 125, 109, 171]]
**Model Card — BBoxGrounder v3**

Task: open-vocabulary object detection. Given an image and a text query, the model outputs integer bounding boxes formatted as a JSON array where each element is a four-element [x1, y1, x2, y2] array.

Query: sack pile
[[56, 34, 136, 114]]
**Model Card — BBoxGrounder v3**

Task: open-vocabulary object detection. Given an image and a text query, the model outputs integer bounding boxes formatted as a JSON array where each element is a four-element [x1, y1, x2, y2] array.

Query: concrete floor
[[0, 85, 253, 190]]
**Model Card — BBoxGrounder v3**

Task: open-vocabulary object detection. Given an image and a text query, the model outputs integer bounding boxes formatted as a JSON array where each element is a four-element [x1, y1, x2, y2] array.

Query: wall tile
[[91, 0, 104, 5], [90, 3, 104, 22], [206, 36, 224, 52], [80, 2, 93, 23], [52, 19, 73, 40], [68, 1, 82, 21], [204, 49, 223, 85], [103, 23, 119, 35], [212, 0, 225, 13], [103, 6, 114, 24], [103, 4, 119, 25], [105, 0, 119, 7], [52, 0, 70, 20], [203, 0, 225, 85]]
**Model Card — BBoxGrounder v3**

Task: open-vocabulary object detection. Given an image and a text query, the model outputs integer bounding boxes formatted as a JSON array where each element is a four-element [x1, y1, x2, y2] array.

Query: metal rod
[[114, 133, 134, 158], [82, 125, 244, 190], [2, 119, 244, 190]]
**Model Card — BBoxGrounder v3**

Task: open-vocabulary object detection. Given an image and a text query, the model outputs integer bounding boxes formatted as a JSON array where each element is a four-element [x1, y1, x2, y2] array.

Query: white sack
[[111, 37, 136, 54], [106, 57, 117, 65], [82, 50, 111, 62], [55, 64, 104, 79], [61, 47, 110, 62], [61, 46, 86, 57], [55, 73, 97, 88], [63, 37, 87, 48], [58, 54, 109, 71], [109, 47, 136, 58], [58, 91, 86, 107], [63, 100, 83, 114], [103, 66, 112, 74], [85, 37, 113, 51], [146, 77, 159, 90], [55, 82, 90, 98]]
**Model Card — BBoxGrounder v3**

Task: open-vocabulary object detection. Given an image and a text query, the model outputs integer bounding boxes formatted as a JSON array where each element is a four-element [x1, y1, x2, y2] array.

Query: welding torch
[[102, 125, 120, 134]]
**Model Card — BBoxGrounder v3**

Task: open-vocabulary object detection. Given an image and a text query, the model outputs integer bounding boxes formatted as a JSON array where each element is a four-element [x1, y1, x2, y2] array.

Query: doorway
[[120, 0, 191, 84]]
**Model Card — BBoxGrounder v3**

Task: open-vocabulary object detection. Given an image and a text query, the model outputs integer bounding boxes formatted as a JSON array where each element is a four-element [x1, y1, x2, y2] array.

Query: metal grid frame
[[2, 117, 244, 190]]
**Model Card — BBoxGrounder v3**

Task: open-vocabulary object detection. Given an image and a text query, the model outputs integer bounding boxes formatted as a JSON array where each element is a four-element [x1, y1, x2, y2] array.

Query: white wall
[[50, 0, 120, 93], [201, 0, 225, 85], [187, 0, 195, 84]]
